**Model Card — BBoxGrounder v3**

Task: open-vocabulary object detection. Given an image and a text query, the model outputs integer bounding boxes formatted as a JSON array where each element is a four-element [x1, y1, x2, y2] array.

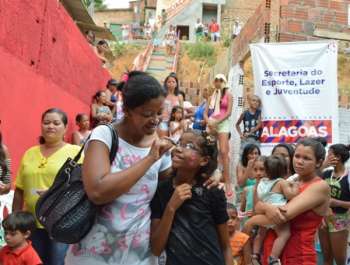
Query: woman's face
[[98, 92, 107, 104], [273, 147, 291, 172], [126, 96, 164, 136], [41, 113, 67, 144], [166, 77, 177, 92], [247, 148, 260, 161], [293, 145, 319, 177]]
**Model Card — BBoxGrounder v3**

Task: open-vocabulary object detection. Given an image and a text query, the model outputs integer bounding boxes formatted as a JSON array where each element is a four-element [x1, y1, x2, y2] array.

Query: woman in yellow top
[[12, 108, 82, 265]]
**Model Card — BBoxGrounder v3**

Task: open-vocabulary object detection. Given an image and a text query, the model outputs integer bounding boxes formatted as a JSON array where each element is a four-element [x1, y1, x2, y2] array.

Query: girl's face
[[326, 149, 340, 166], [98, 92, 107, 104], [253, 160, 266, 180], [227, 209, 239, 233], [78, 115, 90, 130], [174, 109, 183, 121], [166, 77, 177, 92], [273, 147, 291, 171], [293, 145, 320, 177], [172, 132, 207, 171], [250, 96, 260, 109], [214, 79, 223, 89], [41, 113, 67, 144], [248, 148, 260, 161], [126, 96, 164, 136]]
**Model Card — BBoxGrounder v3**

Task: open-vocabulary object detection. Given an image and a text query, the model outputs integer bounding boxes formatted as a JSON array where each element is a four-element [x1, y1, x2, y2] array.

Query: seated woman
[[244, 138, 330, 265]]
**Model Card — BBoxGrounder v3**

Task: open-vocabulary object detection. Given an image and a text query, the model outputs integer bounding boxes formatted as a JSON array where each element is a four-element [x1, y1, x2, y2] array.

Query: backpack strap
[[72, 123, 119, 164], [106, 123, 119, 163]]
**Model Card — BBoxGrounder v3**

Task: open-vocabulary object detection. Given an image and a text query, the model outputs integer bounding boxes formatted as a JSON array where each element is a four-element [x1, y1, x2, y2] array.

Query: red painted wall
[[0, 0, 111, 176]]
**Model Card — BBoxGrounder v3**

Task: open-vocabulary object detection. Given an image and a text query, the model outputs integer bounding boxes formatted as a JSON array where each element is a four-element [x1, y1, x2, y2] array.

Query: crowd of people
[[0, 70, 350, 265]]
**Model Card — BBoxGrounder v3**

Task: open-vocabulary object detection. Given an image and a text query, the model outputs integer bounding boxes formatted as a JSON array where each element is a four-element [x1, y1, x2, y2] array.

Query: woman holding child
[[245, 138, 330, 265]]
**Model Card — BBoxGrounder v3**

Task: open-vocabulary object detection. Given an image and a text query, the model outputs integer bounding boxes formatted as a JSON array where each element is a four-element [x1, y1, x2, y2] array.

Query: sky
[[104, 0, 130, 9]]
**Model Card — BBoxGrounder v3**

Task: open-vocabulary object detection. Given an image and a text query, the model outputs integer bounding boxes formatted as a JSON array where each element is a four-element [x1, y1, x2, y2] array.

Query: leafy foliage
[[82, 0, 106, 11], [185, 42, 216, 66]]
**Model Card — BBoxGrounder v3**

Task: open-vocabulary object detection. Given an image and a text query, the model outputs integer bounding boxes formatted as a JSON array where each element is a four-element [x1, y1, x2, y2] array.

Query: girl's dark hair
[[241, 143, 261, 167], [0, 132, 8, 177], [39, 108, 68, 144], [163, 73, 179, 96], [272, 143, 295, 175], [169, 106, 184, 123], [122, 71, 166, 109], [189, 130, 218, 182], [264, 155, 288, 180], [329, 144, 350, 164], [75, 113, 88, 123], [3, 211, 36, 234], [179, 90, 186, 101], [296, 138, 326, 163], [93, 90, 105, 101], [313, 137, 328, 148]]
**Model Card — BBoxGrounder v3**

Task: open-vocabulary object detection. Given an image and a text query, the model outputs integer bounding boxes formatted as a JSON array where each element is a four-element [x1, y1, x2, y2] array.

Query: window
[[239, 75, 244, 85], [238, 97, 243, 107]]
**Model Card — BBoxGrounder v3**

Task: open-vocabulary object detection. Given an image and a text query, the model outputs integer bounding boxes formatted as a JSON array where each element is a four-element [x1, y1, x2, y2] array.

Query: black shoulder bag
[[35, 124, 119, 244]]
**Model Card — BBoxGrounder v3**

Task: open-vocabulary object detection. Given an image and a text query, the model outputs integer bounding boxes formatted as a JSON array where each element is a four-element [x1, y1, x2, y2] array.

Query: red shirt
[[209, 22, 219, 33], [0, 241, 42, 265]]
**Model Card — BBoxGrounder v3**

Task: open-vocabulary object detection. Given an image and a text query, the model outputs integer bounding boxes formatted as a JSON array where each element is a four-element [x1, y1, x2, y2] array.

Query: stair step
[[147, 67, 167, 72]]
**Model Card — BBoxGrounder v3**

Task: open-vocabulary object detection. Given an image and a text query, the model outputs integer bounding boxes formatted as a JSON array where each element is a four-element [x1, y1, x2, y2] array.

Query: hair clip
[[121, 73, 129, 83]]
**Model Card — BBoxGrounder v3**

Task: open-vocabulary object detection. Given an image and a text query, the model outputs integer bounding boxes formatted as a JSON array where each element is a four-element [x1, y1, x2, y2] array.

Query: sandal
[[251, 253, 262, 265], [268, 256, 281, 265]]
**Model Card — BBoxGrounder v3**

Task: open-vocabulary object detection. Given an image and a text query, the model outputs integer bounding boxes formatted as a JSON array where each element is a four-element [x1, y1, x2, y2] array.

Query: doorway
[[176, 25, 189, 40]]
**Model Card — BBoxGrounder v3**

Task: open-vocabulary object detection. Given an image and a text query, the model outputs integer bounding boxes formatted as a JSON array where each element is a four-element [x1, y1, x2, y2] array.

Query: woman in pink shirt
[[204, 74, 233, 198]]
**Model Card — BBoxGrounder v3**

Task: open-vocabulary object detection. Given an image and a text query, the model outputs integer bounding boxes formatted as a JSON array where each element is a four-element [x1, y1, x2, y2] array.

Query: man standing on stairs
[[209, 18, 220, 42], [195, 18, 204, 41]]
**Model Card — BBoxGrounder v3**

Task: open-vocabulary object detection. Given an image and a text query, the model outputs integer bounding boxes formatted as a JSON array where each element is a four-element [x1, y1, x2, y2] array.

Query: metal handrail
[[171, 33, 181, 73], [164, 0, 192, 24]]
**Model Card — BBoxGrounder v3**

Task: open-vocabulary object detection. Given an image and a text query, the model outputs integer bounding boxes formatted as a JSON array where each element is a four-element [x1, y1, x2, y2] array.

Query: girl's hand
[[203, 176, 221, 189], [168, 184, 192, 211], [0, 183, 10, 195], [247, 159, 255, 170], [225, 183, 234, 199], [149, 138, 173, 161]]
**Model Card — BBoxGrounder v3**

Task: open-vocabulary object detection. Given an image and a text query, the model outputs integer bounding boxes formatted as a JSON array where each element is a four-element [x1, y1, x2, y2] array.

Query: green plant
[[110, 42, 127, 56], [82, 0, 106, 11], [185, 42, 216, 66]]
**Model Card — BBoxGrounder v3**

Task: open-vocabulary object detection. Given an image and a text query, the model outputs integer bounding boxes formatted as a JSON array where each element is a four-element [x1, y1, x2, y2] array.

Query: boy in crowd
[[227, 204, 250, 265], [0, 211, 42, 265]]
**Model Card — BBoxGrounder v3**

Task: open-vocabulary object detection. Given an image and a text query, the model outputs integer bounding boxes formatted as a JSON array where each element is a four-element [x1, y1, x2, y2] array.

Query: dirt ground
[[109, 45, 143, 80]]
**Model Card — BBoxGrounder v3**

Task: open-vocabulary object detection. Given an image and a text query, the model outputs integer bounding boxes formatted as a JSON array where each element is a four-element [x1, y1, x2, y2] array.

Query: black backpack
[[35, 124, 118, 244]]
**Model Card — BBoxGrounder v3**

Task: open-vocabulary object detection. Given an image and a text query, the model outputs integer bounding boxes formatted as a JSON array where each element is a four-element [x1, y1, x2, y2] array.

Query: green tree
[[82, 0, 106, 11]]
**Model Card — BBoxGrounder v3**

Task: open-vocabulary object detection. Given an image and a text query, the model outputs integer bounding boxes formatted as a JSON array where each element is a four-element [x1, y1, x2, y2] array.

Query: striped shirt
[[0, 159, 11, 184]]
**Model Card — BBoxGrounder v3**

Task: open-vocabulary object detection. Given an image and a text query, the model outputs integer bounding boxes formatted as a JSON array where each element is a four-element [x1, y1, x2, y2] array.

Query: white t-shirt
[[65, 125, 172, 265]]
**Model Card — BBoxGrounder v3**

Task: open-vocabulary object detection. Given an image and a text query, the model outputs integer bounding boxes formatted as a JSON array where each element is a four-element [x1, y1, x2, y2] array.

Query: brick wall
[[231, 0, 271, 64], [278, 0, 350, 42], [221, 0, 262, 37], [94, 9, 134, 27]]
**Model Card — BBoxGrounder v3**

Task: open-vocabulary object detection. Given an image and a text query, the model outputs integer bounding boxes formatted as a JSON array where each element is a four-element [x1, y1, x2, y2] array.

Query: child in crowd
[[235, 95, 262, 149], [227, 204, 250, 265], [244, 155, 299, 265], [169, 106, 187, 143], [91, 90, 113, 127], [151, 130, 232, 265], [240, 156, 267, 224], [0, 211, 42, 265], [72, 113, 91, 145], [236, 144, 261, 189]]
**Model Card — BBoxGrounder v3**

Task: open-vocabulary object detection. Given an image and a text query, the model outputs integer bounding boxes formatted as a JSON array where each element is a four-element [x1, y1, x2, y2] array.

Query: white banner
[[250, 41, 338, 153]]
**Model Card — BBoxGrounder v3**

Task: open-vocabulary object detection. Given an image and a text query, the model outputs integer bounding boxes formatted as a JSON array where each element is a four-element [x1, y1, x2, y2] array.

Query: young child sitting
[[0, 211, 42, 265], [150, 130, 232, 265], [227, 204, 249, 265], [244, 155, 299, 265]]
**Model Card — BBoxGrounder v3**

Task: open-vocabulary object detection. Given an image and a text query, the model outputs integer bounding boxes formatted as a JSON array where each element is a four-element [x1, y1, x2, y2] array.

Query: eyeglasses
[[177, 142, 201, 153]]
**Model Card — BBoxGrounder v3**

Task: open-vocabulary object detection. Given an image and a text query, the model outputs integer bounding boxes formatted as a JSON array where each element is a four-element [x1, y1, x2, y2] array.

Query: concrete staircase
[[146, 46, 175, 82]]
